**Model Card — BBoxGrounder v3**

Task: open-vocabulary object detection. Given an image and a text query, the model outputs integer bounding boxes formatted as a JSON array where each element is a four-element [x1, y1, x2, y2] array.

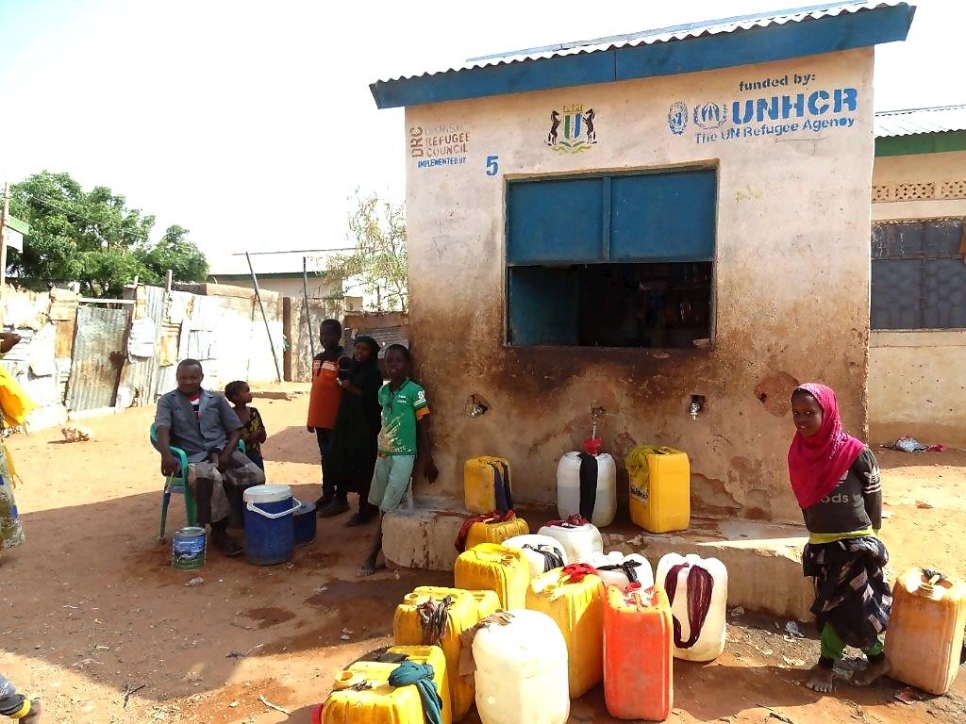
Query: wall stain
[[755, 371, 801, 417]]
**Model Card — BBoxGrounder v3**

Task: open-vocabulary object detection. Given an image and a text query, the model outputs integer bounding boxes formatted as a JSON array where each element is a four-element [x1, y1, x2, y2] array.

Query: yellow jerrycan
[[626, 445, 690, 533], [886, 568, 966, 695]]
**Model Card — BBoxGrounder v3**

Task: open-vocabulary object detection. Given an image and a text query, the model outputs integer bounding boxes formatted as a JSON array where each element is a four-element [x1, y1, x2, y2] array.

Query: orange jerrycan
[[626, 446, 690, 533], [603, 584, 673, 721], [394, 589, 485, 721], [886, 568, 966, 695], [454, 543, 530, 610], [318, 645, 452, 724], [464, 457, 513, 514], [525, 564, 605, 698]]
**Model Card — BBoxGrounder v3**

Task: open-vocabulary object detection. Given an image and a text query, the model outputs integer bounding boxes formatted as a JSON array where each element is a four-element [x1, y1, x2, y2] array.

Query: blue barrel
[[243, 485, 300, 565], [293, 502, 317, 546], [172, 526, 206, 570]]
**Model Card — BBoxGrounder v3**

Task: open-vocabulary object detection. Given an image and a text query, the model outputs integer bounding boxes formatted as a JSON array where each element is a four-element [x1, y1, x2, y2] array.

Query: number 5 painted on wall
[[485, 155, 499, 176]]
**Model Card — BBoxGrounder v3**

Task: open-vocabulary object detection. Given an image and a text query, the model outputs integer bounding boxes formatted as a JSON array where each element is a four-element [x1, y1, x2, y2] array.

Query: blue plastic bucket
[[294, 502, 317, 547], [243, 485, 300, 566], [172, 526, 206, 570]]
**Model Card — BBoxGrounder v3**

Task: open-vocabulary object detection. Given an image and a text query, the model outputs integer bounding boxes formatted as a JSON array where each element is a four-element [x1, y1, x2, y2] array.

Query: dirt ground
[[1, 389, 965, 724]]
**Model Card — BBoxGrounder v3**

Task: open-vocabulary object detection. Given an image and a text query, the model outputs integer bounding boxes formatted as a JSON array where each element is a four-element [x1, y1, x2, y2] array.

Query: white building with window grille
[[869, 104, 966, 446]]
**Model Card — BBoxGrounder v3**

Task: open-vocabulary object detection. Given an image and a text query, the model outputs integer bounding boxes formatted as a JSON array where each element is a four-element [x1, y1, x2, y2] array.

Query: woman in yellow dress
[[0, 332, 35, 563]]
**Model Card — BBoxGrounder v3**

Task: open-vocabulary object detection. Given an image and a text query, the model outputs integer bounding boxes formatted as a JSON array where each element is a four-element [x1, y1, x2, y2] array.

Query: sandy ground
[[1, 389, 965, 724]]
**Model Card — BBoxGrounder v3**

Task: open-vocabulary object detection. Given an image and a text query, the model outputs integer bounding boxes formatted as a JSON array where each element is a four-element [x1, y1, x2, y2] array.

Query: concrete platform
[[383, 498, 814, 621], [382, 496, 472, 572], [604, 519, 813, 622]]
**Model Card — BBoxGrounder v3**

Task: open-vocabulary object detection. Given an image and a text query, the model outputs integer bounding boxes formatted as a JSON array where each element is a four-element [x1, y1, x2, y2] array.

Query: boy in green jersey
[[358, 344, 438, 576]]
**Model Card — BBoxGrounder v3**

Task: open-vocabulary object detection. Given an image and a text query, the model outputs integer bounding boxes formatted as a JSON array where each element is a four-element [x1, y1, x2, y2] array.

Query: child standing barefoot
[[225, 381, 267, 470], [358, 344, 438, 577], [788, 383, 892, 693]]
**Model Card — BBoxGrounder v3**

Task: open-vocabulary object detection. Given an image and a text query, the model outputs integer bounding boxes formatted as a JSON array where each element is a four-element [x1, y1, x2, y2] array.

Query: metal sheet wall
[[65, 305, 130, 411]]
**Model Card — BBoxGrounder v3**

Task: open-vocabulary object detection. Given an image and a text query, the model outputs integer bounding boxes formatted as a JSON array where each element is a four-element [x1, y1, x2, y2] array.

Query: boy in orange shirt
[[307, 319, 351, 516]]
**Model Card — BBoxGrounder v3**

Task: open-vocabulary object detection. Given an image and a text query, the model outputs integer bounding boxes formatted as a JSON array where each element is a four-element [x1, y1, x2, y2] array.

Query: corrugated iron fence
[[66, 305, 130, 411], [0, 283, 285, 426]]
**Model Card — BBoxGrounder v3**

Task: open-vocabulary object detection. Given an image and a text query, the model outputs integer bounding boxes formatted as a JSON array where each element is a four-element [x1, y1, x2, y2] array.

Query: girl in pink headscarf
[[788, 383, 891, 694]]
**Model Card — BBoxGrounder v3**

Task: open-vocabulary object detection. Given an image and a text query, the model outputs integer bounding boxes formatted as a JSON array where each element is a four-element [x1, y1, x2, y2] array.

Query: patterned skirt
[[802, 536, 892, 649], [0, 442, 24, 551]]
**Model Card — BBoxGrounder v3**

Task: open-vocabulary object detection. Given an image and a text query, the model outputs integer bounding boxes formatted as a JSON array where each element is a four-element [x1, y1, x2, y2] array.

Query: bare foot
[[806, 664, 835, 693], [22, 699, 43, 724], [356, 560, 385, 578], [852, 658, 891, 687]]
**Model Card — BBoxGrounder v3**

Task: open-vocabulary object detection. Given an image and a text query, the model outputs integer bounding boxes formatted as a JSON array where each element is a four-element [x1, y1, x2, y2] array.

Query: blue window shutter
[[508, 178, 604, 264], [610, 170, 716, 261]]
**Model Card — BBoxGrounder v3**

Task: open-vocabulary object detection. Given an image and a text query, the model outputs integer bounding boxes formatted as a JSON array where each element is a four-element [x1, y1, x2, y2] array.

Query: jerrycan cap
[[908, 568, 948, 599], [583, 437, 602, 456], [333, 671, 372, 691], [541, 581, 560, 597], [625, 582, 657, 607]]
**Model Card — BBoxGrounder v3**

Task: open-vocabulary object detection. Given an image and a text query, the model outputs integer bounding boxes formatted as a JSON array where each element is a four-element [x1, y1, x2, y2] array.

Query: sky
[[0, 0, 961, 270]]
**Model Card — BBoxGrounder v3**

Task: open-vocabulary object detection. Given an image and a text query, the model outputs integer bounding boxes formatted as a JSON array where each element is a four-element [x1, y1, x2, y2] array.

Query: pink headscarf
[[787, 383, 865, 510]]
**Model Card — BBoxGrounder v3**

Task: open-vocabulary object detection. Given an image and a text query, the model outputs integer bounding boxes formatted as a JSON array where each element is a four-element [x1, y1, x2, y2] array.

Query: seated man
[[154, 358, 265, 556]]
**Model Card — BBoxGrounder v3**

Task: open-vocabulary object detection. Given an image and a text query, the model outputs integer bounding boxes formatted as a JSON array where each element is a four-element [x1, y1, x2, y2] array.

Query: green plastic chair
[[150, 423, 246, 541]]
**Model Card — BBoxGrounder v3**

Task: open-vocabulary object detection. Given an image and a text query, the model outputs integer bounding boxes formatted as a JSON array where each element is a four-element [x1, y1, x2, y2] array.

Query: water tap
[[689, 395, 705, 421]]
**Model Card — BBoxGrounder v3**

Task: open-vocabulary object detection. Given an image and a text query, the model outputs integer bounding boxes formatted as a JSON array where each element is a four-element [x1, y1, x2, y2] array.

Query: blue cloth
[[387, 662, 442, 724]]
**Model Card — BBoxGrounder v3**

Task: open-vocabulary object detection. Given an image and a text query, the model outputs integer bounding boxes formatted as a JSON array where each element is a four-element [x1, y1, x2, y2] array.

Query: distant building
[[207, 251, 346, 302], [869, 104, 966, 446]]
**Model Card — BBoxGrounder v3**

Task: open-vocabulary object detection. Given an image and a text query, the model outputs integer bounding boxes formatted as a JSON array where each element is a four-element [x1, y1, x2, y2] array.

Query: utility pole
[[302, 256, 315, 358], [0, 182, 9, 295], [246, 252, 283, 383]]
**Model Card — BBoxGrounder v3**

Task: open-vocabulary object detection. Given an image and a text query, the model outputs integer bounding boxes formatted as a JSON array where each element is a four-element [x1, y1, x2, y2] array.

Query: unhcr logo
[[668, 86, 859, 145], [693, 102, 726, 130]]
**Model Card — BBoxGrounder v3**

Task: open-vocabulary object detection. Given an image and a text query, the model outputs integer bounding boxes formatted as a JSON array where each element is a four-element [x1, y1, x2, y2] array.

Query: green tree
[[7, 171, 208, 296], [327, 190, 409, 312], [137, 224, 208, 285]]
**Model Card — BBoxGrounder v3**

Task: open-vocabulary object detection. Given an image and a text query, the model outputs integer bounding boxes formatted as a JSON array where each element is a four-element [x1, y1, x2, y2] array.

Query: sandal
[[345, 510, 376, 527], [211, 530, 244, 557]]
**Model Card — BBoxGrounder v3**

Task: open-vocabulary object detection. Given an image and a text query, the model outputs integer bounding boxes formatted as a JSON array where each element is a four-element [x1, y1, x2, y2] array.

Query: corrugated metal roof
[[874, 104, 966, 137], [208, 250, 352, 278], [376, 1, 908, 84]]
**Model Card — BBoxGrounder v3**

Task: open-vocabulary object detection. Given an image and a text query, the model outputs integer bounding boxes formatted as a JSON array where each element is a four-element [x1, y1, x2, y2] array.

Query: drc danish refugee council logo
[[546, 105, 598, 152]]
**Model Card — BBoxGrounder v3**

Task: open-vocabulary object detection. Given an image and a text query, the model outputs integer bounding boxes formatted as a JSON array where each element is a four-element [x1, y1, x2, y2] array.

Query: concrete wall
[[869, 330, 966, 446], [872, 150, 966, 221], [404, 49, 875, 523], [869, 150, 966, 445]]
